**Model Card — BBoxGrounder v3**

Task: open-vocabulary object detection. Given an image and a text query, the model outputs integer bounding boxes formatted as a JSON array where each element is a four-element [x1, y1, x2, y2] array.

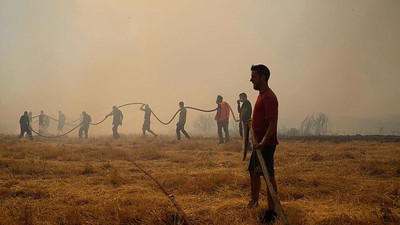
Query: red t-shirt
[[251, 87, 279, 146], [215, 101, 230, 121]]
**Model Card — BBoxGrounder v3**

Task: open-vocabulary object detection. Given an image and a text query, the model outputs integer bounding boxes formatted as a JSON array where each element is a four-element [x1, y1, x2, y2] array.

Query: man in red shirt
[[248, 64, 279, 224], [215, 95, 230, 144]]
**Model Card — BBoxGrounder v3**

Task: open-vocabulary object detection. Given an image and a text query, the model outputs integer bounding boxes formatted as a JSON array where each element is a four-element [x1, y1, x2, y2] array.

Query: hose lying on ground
[[29, 123, 83, 138]]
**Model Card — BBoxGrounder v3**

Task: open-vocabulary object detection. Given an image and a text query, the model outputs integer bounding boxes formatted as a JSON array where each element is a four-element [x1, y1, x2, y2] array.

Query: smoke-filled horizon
[[1, 0, 400, 135]]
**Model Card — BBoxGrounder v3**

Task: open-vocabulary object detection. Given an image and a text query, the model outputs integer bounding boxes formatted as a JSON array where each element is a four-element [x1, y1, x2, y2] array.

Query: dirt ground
[[0, 134, 399, 225]]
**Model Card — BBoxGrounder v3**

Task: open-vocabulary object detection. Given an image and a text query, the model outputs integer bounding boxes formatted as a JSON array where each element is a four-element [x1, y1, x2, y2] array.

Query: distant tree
[[279, 125, 300, 136], [193, 115, 216, 135], [300, 113, 330, 136], [378, 126, 384, 135], [300, 115, 315, 136], [287, 128, 300, 136], [314, 113, 329, 135], [391, 130, 400, 135]]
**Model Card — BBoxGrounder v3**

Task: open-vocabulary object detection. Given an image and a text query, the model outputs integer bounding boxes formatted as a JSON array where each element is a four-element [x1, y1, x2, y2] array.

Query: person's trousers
[[58, 123, 65, 132], [217, 119, 230, 143], [176, 123, 190, 140], [112, 125, 120, 139], [19, 126, 32, 138], [39, 124, 45, 134], [79, 125, 89, 139]]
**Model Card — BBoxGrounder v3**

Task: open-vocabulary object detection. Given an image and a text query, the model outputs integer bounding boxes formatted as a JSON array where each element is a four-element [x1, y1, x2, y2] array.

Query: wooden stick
[[242, 121, 250, 161], [248, 122, 290, 225]]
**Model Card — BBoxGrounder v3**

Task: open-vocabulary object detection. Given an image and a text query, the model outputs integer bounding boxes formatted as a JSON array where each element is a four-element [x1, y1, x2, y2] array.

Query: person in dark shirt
[[38, 110, 45, 134], [78, 111, 92, 139], [58, 111, 66, 134], [19, 111, 32, 139], [237, 93, 252, 137], [176, 101, 190, 141], [108, 106, 123, 139], [140, 104, 158, 138]]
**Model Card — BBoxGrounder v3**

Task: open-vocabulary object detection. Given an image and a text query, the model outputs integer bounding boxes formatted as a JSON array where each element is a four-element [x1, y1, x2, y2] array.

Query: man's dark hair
[[179, 101, 184, 107], [251, 64, 270, 82], [239, 93, 247, 98], [217, 95, 223, 101]]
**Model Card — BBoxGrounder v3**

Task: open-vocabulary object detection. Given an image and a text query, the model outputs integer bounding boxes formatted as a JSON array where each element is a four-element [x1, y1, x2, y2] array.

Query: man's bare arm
[[256, 117, 277, 149]]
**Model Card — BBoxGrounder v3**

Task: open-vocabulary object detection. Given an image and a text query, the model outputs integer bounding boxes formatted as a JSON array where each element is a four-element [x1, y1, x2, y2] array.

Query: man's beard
[[253, 83, 259, 90]]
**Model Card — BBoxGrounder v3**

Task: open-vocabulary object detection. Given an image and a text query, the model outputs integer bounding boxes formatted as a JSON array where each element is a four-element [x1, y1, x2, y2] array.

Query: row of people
[[19, 96, 251, 141], [20, 96, 255, 143], [19, 95, 252, 142]]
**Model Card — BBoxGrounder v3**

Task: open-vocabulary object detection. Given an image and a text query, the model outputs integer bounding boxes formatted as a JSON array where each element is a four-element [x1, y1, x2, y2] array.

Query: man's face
[[250, 71, 262, 90], [216, 97, 222, 103], [239, 95, 245, 102]]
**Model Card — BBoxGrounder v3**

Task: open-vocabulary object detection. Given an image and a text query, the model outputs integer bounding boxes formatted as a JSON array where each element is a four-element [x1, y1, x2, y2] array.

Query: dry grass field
[[0, 134, 399, 225]]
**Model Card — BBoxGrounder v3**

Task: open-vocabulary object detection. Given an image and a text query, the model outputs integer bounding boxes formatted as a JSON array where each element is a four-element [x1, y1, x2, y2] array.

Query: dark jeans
[[112, 125, 120, 139], [79, 124, 89, 139], [142, 120, 157, 137], [19, 126, 32, 139], [39, 124, 45, 134], [217, 119, 229, 143], [176, 123, 190, 140], [142, 120, 150, 131]]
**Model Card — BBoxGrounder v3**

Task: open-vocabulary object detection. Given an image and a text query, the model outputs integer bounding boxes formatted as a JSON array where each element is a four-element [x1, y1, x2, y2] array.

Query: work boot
[[261, 210, 278, 224]]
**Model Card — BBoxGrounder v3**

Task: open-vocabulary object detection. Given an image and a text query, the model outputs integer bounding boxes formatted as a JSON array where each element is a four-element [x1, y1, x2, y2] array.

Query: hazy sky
[[1, 0, 399, 134]]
